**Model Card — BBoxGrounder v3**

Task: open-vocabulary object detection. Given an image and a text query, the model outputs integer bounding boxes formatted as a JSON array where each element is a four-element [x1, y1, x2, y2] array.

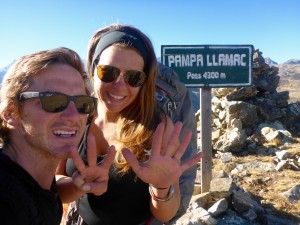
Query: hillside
[[187, 53, 300, 225], [276, 63, 300, 103]]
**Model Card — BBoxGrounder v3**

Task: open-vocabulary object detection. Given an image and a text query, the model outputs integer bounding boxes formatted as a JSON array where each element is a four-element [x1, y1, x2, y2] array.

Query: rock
[[282, 184, 300, 203]]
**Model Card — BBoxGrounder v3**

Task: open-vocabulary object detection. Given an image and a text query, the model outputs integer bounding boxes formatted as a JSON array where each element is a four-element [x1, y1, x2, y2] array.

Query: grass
[[208, 64, 300, 222], [212, 139, 300, 223]]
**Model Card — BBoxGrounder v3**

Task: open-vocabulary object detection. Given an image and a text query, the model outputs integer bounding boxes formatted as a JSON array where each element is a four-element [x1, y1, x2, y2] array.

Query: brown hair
[[86, 24, 160, 173], [0, 47, 89, 145]]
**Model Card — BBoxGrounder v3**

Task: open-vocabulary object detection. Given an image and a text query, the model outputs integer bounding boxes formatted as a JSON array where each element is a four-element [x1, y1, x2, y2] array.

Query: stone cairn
[[199, 49, 300, 153], [174, 49, 300, 225]]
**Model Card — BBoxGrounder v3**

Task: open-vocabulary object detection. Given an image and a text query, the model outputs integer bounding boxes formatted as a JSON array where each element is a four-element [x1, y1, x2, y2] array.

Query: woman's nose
[[113, 73, 127, 86]]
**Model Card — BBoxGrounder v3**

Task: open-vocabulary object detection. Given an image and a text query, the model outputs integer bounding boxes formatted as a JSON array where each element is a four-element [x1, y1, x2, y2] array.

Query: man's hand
[[70, 134, 116, 196]]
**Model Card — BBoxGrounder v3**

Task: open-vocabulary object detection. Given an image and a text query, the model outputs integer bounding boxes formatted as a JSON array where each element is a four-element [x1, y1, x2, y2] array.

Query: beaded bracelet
[[149, 184, 175, 202]]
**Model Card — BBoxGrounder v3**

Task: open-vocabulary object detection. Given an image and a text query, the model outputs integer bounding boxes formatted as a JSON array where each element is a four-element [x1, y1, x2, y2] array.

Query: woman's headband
[[92, 28, 149, 73]]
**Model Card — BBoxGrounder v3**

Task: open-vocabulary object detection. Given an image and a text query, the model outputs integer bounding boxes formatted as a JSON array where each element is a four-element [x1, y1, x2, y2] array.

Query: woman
[[56, 24, 202, 225]]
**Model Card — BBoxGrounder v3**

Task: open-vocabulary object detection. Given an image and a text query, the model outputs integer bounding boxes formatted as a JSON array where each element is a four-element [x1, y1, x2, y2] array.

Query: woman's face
[[94, 45, 144, 115]]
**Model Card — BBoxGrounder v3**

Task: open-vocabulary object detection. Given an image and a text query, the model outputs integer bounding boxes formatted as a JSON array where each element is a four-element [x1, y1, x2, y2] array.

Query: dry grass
[[210, 68, 300, 222], [212, 140, 300, 222], [278, 83, 300, 103]]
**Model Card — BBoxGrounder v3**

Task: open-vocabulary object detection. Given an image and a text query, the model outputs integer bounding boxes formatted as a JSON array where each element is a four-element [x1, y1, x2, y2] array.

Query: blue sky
[[0, 0, 299, 68]]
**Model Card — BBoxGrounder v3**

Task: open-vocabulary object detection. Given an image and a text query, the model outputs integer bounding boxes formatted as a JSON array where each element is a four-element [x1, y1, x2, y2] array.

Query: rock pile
[[197, 49, 300, 154], [175, 153, 300, 225], [174, 49, 300, 225]]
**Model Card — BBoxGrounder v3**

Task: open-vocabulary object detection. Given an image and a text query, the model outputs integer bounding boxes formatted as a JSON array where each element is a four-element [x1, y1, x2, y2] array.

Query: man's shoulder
[[0, 171, 32, 224], [0, 155, 40, 224], [0, 161, 32, 201], [0, 200, 29, 225]]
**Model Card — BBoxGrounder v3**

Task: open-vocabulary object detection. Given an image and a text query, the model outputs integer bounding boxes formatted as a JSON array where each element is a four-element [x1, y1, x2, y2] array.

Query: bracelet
[[149, 184, 175, 202], [150, 185, 170, 190]]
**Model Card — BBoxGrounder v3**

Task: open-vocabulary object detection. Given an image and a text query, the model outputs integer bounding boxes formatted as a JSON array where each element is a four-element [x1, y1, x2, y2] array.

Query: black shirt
[[66, 126, 151, 225], [0, 152, 63, 225]]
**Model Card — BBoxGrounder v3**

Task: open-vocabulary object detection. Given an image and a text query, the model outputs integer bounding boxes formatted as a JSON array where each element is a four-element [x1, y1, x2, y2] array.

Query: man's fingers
[[70, 149, 86, 173], [86, 133, 97, 167], [72, 171, 86, 189], [85, 181, 108, 196]]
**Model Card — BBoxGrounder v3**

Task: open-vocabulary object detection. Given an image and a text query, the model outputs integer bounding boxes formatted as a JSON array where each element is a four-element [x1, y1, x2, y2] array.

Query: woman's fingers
[[100, 146, 116, 169], [164, 121, 183, 157], [152, 121, 183, 157], [172, 129, 192, 162], [181, 151, 203, 172], [122, 148, 140, 172], [150, 122, 165, 157]]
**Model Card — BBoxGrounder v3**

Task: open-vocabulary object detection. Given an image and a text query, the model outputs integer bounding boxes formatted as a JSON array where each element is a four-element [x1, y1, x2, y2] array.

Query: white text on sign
[[187, 72, 226, 80], [168, 54, 247, 67]]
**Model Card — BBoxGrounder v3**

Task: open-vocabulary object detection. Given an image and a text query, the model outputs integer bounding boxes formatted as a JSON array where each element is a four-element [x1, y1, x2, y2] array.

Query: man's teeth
[[54, 130, 76, 136]]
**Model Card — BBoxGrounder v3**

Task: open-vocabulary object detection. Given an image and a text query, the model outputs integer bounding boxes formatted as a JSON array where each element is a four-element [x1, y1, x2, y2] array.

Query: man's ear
[[1, 107, 20, 127]]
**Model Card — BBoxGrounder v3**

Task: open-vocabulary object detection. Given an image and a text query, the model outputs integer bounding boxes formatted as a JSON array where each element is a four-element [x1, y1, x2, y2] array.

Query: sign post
[[161, 45, 253, 193]]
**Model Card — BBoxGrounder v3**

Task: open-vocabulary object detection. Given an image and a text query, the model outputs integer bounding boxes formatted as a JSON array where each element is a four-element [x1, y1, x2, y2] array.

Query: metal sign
[[161, 45, 254, 88]]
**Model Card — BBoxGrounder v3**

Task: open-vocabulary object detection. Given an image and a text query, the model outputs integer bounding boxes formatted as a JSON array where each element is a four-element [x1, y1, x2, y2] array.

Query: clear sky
[[0, 0, 299, 68]]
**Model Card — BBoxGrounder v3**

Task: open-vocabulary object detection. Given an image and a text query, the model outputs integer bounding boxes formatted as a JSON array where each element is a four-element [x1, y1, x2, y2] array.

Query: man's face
[[16, 64, 88, 160]]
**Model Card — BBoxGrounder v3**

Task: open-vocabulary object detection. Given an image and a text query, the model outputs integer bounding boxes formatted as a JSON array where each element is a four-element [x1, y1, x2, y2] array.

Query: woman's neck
[[96, 104, 120, 123]]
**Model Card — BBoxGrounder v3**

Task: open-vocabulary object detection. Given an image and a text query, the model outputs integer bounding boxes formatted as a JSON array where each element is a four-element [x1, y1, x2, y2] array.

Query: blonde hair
[[0, 47, 88, 144], [86, 24, 160, 173]]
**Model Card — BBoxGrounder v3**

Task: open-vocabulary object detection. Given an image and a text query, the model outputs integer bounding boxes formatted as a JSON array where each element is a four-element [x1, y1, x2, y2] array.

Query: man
[[0, 47, 115, 225]]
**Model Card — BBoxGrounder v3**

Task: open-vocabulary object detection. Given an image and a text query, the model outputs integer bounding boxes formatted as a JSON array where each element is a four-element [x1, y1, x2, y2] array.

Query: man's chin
[[54, 145, 77, 159]]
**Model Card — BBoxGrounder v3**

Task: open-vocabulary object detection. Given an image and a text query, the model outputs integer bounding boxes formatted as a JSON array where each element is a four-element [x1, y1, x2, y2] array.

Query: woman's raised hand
[[122, 121, 202, 188]]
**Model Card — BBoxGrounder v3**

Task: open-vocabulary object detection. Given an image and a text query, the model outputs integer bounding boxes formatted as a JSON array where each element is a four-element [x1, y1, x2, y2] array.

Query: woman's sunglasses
[[18, 92, 97, 114], [96, 65, 146, 87]]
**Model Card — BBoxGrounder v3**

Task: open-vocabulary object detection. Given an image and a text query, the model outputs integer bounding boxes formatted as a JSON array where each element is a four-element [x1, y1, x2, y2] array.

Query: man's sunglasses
[[18, 92, 97, 114], [96, 65, 146, 87]]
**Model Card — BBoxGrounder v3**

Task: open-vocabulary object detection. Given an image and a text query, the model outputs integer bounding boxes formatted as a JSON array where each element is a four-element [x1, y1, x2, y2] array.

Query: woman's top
[[66, 125, 151, 225], [0, 151, 63, 225]]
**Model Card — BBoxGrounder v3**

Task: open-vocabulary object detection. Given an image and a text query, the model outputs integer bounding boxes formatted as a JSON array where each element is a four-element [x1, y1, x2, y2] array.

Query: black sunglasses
[[96, 65, 146, 87], [18, 92, 97, 114]]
